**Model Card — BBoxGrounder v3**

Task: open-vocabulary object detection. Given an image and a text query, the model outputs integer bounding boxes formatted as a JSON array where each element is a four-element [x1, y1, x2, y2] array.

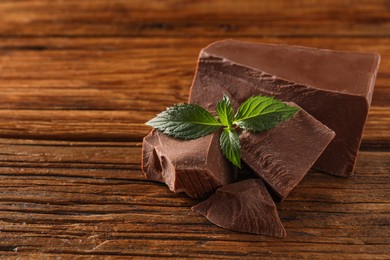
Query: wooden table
[[0, 1, 389, 258]]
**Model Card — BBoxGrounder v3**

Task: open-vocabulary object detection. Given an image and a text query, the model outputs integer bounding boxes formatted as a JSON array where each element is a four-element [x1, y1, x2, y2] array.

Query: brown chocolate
[[189, 39, 380, 176], [192, 179, 286, 238], [142, 130, 234, 198], [240, 103, 335, 201]]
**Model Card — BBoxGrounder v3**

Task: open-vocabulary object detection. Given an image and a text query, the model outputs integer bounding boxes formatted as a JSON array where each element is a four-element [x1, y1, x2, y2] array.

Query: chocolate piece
[[240, 103, 335, 200], [142, 130, 234, 198], [189, 39, 380, 176], [192, 179, 286, 238]]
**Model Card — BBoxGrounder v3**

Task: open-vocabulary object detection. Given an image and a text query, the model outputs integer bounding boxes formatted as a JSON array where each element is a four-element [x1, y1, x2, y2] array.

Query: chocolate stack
[[142, 40, 380, 238]]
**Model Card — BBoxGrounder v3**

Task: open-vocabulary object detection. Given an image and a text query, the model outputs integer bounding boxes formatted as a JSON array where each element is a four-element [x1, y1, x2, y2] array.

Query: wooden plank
[[0, 0, 389, 37], [0, 139, 388, 257], [0, 37, 388, 109], [0, 37, 388, 145], [0, 109, 149, 141], [0, 107, 387, 148]]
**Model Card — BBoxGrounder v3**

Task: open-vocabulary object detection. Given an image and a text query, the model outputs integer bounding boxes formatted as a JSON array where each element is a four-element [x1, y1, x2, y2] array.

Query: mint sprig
[[146, 95, 298, 168]]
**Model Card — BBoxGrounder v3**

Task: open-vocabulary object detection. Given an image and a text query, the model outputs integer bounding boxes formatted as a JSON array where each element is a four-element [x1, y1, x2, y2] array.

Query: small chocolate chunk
[[189, 39, 380, 176], [240, 103, 335, 201], [142, 130, 234, 198], [192, 179, 286, 238]]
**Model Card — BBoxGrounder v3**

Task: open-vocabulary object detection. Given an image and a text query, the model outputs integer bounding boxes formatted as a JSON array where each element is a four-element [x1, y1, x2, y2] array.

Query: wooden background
[[0, 0, 389, 258]]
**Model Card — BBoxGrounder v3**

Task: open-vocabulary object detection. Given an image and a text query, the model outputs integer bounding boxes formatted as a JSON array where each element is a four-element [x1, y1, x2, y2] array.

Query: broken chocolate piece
[[192, 179, 286, 238], [240, 103, 335, 200], [142, 130, 234, 198], [189, 39, 380, 176]]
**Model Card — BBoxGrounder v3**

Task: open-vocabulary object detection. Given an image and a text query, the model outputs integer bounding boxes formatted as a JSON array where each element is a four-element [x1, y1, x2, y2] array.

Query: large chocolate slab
[[192, 179, 286, 238], [240, 103, 335, 200], [189, 39, 380, 176], [142, 130, 234, 198]]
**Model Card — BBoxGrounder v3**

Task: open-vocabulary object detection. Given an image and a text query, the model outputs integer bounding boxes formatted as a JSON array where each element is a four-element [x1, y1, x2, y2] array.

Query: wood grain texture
[[0, 0, 389, 37], [0, 139, 389, 258], [0, 37, 389, 145], [0, 0, 389, 258]]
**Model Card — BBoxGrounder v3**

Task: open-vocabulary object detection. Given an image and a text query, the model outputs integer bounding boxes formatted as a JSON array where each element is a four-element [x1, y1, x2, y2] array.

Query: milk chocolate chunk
[[189, 39, 380, 176], [240, 103, 335, 201], [192, 179, 286, 238], [142, 130, 234, 198]]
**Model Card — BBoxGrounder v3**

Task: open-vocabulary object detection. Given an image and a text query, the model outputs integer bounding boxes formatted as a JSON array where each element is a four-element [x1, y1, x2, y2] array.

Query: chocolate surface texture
[[142, 130, 234, 198], [240, 103, 335, 201], [189, 39, 381, 176], [192, 179, 286, 238]]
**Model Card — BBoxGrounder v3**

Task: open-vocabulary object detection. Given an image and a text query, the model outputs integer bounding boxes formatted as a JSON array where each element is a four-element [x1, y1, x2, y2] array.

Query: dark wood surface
[[0, 1, 389, 258]]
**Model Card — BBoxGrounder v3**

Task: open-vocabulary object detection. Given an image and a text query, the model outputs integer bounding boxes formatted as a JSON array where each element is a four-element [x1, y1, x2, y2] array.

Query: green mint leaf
[[233, 96, 299, 132], [146, 104, 222, 140], [220, 128, 241, 168], [216, 95, 234, 127], [146, 95, 298, 170]]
